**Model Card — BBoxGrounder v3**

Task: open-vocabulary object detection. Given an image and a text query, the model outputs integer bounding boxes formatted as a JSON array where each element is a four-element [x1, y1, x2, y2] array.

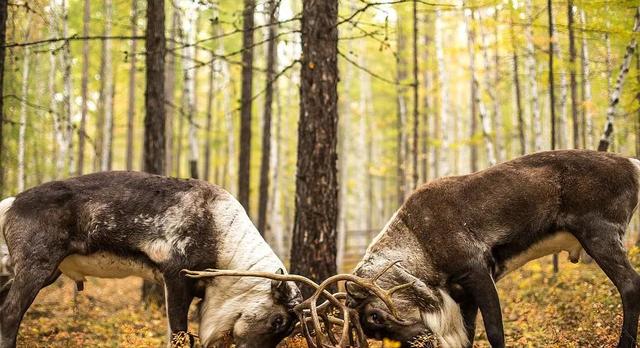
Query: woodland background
[[1, 0, 640, 345]]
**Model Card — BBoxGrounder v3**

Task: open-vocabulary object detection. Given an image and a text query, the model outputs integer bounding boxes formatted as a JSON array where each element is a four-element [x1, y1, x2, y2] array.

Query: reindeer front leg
[[164, 275, 195, 347], [458, 269, 505, 348]]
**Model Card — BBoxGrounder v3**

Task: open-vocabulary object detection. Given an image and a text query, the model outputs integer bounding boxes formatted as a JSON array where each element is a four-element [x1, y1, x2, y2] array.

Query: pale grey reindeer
[[346, 150, 640, 348], [0, 171, 301, 348]]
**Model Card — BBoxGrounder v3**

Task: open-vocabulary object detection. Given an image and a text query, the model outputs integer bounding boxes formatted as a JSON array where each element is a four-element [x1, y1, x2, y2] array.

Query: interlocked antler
[[182, 260, 413, 348]]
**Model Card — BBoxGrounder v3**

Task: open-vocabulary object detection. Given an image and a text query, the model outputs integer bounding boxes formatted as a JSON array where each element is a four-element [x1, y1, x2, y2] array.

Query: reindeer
[[0, 171, 302, 348], [346, 150, 640, 348]]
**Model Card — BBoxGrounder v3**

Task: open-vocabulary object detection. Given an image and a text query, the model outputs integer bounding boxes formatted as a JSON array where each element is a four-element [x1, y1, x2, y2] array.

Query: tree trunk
[[101, 0, 114, 172], [126, 0, 139, 171], [411, 0, 419, 188], [568, 0, 579, 149], [476, 10, 497, 166], [548, 0, 557, 151], [48, 1, 64, 176], [204, 39, 216, 181], [61, 0, 74, 176], [258, 0, 278, 235], [289, 0, 339, 296], [165, 7, 178, 176], [77, 0, 90, 175], [268, 83, 284, 258], [238, 0, 255, 212], [421, 19, 430, 182], [510, 5, 525, 156], [525, 0, 541, 151], [396, 13, 408, 205], [182, 2, 199, 179], [580, 9, 593, 149], [18, 34, 31, 192], [142, 0, 166, 307], [549, 0, 560, 273], [550, 5, 568, 150], [467, 10, 479, 172], [0, 0, 7, 194], [598, 7, 640, 152], [492, 8, 504, 162], [435, 10, 450, 176]]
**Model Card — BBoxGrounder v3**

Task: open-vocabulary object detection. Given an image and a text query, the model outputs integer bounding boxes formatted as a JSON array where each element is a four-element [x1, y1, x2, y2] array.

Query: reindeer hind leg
[[574, 221, 640, 348]]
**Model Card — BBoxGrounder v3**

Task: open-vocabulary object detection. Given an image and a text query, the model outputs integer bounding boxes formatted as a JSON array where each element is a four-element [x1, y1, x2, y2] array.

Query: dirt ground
[[15, 247, 640, 347]]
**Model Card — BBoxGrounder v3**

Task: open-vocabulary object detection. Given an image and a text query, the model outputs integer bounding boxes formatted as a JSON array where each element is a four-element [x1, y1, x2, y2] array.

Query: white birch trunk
[[476, 10, 497, 165], [525, 0, 542, 151], [101, 0, 113, 171], [551, 9, 568, 149], [580, 9, 593, 148], [18, 44, 30, 191], [598, 7, 640, 151], [61, 0, 75, 176], [268, 80, 284, 258], [435, 10, 450, 176], [48, 2, 63, 176], [181, 1, 199, 177]]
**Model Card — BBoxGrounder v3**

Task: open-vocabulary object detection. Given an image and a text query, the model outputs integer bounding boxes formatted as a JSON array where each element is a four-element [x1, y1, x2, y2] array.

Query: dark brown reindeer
[[0, 171, 302, 348], [346, 150, 640, 348]]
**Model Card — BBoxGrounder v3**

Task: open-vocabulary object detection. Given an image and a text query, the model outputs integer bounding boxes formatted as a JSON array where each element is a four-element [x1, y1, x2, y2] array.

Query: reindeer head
[[347, 258, 468, 348], [187, 268, 302, 348]]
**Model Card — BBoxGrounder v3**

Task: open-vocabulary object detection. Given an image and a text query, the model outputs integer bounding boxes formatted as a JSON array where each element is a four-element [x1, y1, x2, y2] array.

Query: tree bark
[[182, 2, 199, 179], [435, 10, 449, 176], [18, 28, 31, 192], [510, 5, 525, 156], [142, 0, 166, 307], [165, 7, 178, 175], [77, 0, 90, 175], [204, 36, 216, 181], [421, 18, 430, 182], [101, 0, 114, 171], [550, 5, 568, 150], [467, 9, 495, 167], [0, 0, 7, 194], [126, 0, 139, 171], [568, 0, 579, 149], [258, 0, 278, 235], [492, 8, 504, 162], [396, 13, 408, 205], [525, 0, 541, 151], [238, 0, 255, 212], [548, 0, 560, 274], [290, 0, 339, 296], [580, 9, 593, 149], [598, 7, 640, 152], [411, 0, 419, 188]]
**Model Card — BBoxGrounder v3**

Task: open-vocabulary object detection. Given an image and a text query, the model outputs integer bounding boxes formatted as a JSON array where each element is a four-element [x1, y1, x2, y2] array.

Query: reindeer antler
[[182, 261, 413, 348]]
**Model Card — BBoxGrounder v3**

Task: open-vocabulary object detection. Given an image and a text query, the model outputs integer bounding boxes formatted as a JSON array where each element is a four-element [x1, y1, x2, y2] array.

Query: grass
[[15, 247, 640, 347]]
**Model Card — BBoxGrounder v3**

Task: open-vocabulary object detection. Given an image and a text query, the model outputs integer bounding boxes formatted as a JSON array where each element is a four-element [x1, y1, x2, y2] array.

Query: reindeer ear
[[394, 266, 439, 306], [271, 268, 300, 308], [345, 281, 370, 308]]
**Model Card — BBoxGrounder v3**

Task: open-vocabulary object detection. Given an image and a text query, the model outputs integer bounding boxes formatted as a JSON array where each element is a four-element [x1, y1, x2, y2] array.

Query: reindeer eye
[[271, 315, 286, 330]]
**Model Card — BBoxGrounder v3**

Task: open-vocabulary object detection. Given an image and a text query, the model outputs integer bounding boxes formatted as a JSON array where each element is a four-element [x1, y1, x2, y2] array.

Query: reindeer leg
[[459, 298, 478, 348], [164, 275, 194, 347], [0, 258, 63, 348], [573, 224, 640, 348], [458, 269, 504, 348]]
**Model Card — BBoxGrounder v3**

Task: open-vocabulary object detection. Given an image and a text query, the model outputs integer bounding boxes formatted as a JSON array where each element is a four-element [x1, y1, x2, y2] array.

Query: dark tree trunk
[[238, 0, 255, 212], [142, 0, 166, 307], [568, 0, 579, 149], [258, 0, 278, 235], [77, 0, 90, 175], [290, 0, 339, 297], [126, 0, 138, 171], [0, 0, 6, 194], [468, 10, 479, 172], [396, 14, 407, 206]]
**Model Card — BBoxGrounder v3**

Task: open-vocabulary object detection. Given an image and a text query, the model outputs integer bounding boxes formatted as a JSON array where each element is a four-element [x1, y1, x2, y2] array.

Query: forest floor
[[16, 247, 640, 347]]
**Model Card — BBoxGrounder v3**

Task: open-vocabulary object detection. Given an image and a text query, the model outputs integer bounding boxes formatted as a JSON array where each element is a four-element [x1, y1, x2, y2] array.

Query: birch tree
[[551, 5, 568, 149], [476, 10, 497, 166], [165, 8, 179, 175], [568, 0, 579, 148], [181, 1, 199, 179], [435, 10, 450, 176], [18, 21, 32, 191], [396, 12, 408, 204], [525, 0, 541, 151], [580, 8, 593, 149], [411, 0, 419, 188], [510, 3, 525, 156], [101, 0, 114, 171], [126, 0, 139, 171], [598, 7, 640, 152], [77, 0, 90, 175]]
